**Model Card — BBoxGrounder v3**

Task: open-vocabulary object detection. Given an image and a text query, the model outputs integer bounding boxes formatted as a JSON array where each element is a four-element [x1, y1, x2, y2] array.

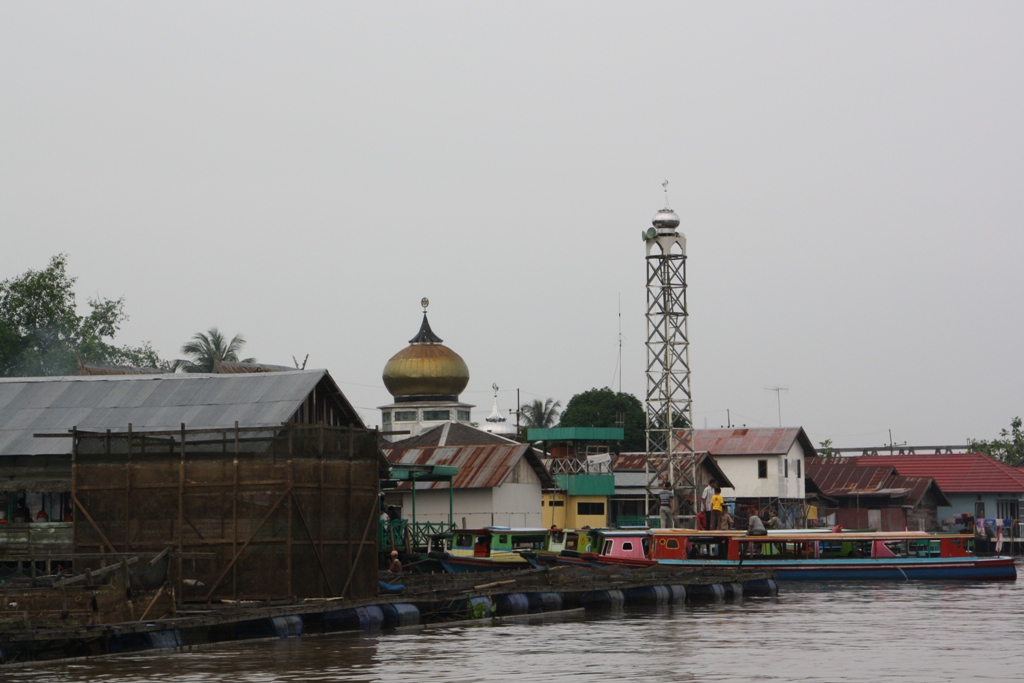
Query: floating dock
[[1, 564, 776, 666]]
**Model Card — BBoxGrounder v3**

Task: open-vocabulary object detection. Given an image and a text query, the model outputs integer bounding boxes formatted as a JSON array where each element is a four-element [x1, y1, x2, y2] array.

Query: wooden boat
[[428, 527, 548, 573], [649, 529, 1017, 581], [521, 528, 586, 568], [575, 529, 658, 568]]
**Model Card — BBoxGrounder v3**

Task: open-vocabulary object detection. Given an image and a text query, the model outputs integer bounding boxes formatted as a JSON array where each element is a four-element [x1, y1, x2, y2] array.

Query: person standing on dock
[[710, 487, 724, 531], [701, 480, 716, 530], [658, 483, 674, 529]]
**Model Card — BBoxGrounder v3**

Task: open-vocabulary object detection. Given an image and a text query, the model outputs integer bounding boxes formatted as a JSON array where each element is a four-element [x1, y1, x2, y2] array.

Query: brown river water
[[12, 570, 1024, 683]]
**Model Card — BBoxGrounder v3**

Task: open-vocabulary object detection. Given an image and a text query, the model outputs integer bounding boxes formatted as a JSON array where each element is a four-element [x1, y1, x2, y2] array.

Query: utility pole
[[509, 388, 522, 439]]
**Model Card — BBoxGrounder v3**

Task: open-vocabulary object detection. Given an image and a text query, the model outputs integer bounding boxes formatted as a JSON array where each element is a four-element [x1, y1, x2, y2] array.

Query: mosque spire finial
[[662, 179, 670, 208]]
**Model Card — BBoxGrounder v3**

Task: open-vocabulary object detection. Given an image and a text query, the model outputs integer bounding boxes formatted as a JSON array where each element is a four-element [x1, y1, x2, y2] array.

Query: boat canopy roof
[[733, 531, 972, 542]]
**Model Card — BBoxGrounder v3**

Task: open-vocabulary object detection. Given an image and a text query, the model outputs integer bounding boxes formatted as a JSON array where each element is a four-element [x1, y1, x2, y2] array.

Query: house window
[[382, 411, 391, 425], [394, 410, 417, 422], [758, 460, 768, 479], [457, 410, 471, 421], [423, 410, 450, 421], [549, 500, 564, 507], [797, 459, 802, 478], [784, 460, 789, 478], [975, 501, 985, 519], [577, 502, 605, 516], [996, 499, 1019, 521]]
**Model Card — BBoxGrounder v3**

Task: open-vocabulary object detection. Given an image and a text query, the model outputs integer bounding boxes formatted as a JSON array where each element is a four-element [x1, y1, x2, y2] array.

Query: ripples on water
[[15, 572, 1024, 683]]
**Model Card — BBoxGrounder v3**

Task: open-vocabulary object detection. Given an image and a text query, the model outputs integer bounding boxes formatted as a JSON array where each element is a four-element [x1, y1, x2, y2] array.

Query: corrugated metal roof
[[806, 460, 899, 495], [387, 422, 515, 449], [385, 444, 555, 490], [687, 428, 815, 457], [612, 452, 735, 490], [0, 371, 338, 457], [854, 453, 1024, 494], [807, 458, 951, 507]]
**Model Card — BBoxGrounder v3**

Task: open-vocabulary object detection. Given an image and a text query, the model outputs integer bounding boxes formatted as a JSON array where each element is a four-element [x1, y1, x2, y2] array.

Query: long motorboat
[[646, 529, 1017, 581], [428, 527, 549, 573]]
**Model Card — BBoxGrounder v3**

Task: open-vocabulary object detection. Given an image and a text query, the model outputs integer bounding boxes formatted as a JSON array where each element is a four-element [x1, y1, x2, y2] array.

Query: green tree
[[970, 417, 1024, 467], [818, 439, 837, 457], [519, 398, 561, 431], [559, 387, 646, 451], [180, 327, 254, 373], [0, 254, 162, 376]]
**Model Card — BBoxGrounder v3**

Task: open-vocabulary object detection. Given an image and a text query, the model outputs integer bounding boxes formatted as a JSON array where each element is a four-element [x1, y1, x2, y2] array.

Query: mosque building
[[379, 300, 474, 441]]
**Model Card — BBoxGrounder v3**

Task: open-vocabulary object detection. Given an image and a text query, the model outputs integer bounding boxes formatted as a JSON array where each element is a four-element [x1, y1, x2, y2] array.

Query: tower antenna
[[643, 182, 696, 529], [617, 293, 623, 393], [765, 386, 788, 427]]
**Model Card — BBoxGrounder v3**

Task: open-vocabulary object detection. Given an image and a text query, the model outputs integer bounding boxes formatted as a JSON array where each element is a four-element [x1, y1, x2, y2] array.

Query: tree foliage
[[970, 417, 1024, 468], [0, 254, 162, 376], [558, 387, 646, 451], [180, 327, 254, 373], [519, 398, 561, 431]]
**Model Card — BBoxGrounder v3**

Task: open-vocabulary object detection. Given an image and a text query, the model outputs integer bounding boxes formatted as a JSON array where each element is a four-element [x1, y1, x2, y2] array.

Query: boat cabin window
[[666, 539, 679, 549], [622, 541, 633, 551], [454, 533, 475, 548], [566, 534, 579, 551], [602, 540, 613, 555], [428, 536, 451, 552], [512, 534, 547, 550], [498, 534, 508, 544]]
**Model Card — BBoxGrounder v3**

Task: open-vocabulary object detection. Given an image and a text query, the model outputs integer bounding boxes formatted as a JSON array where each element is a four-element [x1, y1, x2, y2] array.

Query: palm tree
[[180, 327, 254, 373], [519, 398, 561, 429]]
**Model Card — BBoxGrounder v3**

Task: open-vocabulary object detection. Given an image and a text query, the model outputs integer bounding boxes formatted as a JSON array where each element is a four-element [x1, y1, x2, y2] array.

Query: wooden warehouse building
[[0, 370, 386, 601]]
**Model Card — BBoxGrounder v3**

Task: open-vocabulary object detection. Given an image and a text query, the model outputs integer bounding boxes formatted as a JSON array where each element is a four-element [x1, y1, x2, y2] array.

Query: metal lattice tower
[[643, 182, 697, 528]]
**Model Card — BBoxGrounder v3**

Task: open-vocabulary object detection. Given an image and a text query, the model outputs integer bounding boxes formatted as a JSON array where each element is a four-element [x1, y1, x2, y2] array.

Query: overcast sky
[[2, 2, 1021, 449]]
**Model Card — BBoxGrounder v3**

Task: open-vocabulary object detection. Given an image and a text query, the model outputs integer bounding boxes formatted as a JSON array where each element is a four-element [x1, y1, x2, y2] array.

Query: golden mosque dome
[[382, 308, 469, 400]]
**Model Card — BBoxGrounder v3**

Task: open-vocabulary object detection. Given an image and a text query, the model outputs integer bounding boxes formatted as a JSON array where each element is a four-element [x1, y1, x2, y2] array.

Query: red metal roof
[[807, 460, 898, 495], [677, 428, 816, 457], [613, 452, 735, 489], [385, 444, 555, 490], [806, 459, 950, 507], [853, 453, 1024, 494]]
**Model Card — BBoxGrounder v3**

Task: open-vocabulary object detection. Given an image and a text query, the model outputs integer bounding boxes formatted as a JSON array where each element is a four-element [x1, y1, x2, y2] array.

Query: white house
[[385, 434, 555, 529], [684, 428, 816, 524]]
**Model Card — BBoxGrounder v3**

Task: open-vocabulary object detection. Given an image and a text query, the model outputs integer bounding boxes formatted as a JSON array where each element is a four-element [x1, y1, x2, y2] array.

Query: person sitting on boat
[[766, 510, 782, 530], [710, 487, 724, 531], [720, 510, 734, 530], [387, 550, 403, 574], [747, 513, 767, 536], [696, 510, 708, 530]]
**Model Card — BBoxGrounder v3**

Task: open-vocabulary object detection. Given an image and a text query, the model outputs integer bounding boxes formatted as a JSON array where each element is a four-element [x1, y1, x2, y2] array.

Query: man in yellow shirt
[[710, 487, 724, 531]]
